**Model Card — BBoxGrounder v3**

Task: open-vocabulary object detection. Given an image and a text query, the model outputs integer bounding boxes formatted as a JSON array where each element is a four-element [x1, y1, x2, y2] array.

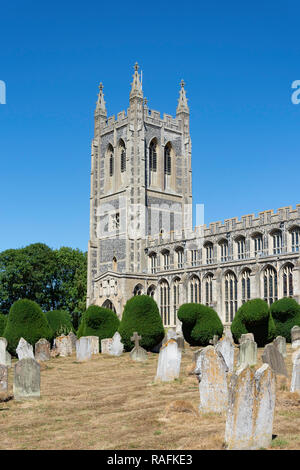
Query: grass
[[0, 343, 299, 449]]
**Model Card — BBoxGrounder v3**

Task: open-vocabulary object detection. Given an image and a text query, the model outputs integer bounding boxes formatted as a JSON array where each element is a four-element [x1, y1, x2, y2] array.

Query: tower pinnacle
[[130, 62, 143, 100], [176, 79, 189, 114], [95, 82, 107, 117]]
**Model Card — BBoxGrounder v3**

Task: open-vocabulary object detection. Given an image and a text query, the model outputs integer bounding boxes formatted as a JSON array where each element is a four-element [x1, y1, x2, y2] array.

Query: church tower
[[87, 64, 192, 316]]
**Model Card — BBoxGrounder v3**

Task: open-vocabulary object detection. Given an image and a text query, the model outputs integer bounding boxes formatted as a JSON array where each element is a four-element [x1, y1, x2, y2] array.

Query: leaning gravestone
[[68, 332, 77, 351], [239, 333, 255, 344], [76, 337, 92, 362], [0, 365, 8, 392], [55, 335, 72, 357], [194, 346, 228, 413], [215, 337, 235, 372], [110, 332, 124, 356], [86, 336, 99, 355], [101, 338, 113, 354], [35, 339, 51, 362], [130, 332, 148, 362], [273, 336, 286, 358], [155, 331, 182, 382], [225, 364, 276, 450], [290, 349, 300, 392], [291, 326, 300, 349], [262, 343, 288, 377], [13, 358, 40, 401], [16, 338, 34, 360], [237, 339, 257, 369]]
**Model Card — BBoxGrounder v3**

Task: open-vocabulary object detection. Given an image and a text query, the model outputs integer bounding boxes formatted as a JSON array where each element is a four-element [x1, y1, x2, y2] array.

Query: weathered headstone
[[262, 343, 288, 377], [76, 337, 92, 362], [16, 338, 34, 360], [110, 332, 124, 356], [273, 336, 286, 358], [224, 326, 234, 343], [215, 337, 234, 372], [291, 349, 300, 392], [68, 332, 77, 351], [13, 358, 40, 400], [239, 333, 255, 344], [0, 364, 8, 391], [55, 335, 72, 357], [237, 339, 257, 368], [176, 335, 185, 350], [130, 332, 148, 362], [225, 364, 276, 450], [0, 337, 11, 367], [35, 339, 51, 362], [86, 336, 99, 355], [291, 326, 300, 349], [194, 346, 228, 413], [101, 338, 113, 354], [155, 335, 182, 382]]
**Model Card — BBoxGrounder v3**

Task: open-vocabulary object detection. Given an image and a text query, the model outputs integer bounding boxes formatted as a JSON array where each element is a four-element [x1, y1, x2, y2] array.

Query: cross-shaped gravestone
[[131, 332, 141, 348]]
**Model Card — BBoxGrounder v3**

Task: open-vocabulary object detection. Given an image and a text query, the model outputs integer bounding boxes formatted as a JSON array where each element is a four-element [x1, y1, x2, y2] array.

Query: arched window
[[204, 273, 213, 306], [112, 257, 117, 272], [219, 239, 228, 262], [172, 277, 181, 325], [205, 242, 213, 264], [149, 140, 157, 172], [149, 253, 157, 274], [283, 264, 293, 297], [272, 230, 282, 254], [291, 227, 300, 252], [164, 143, 172, 175], [189, 275, 201, 303], [241, 269, 251, 304], [225, 271, 237, 322], [147, 285, 156, 298], [160, 280, 170, 326], [263, 266, 278, 305], [191, 249, 198, 267], [162, 250, 170, 270], [236, 236, 246, 260], [107, 144, 114, 177], [119, 140, 126, 173], [133, 284, 143, 296], [175, 247, 184, 268], [252, 232, 264, 255]]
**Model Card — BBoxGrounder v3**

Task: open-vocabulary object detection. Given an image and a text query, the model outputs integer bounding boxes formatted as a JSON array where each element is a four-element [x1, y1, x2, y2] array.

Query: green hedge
[[231, 298, 276, 346], [270, 297, 300, 342], [3, 299, 52, 355], [0, 314, 7, 337], [118, 295, 165, 351], [177, 303, 223, 346], [77, 305, 120, 352], [45, 309, 74, 340]]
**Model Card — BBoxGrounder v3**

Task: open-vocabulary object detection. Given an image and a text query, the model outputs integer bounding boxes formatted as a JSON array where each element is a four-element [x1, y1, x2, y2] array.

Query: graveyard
[[0, 337, 300, 450]]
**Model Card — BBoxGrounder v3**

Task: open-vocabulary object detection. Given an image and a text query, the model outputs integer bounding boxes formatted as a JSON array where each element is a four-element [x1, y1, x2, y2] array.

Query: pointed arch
[[164, 142, 172, 175], [102, 299, 116, 313], [118, 139, 126, 173]]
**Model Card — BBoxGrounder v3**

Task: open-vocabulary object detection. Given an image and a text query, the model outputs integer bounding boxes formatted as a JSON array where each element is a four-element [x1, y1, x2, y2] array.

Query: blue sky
[[0, 0, 299, 253]]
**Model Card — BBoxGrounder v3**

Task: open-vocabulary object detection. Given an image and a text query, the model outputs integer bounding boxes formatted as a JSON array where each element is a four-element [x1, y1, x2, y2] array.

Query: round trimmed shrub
[[45, 310, 74, 340], [77, 305, 120, 351], [3, 299, 52, 355], [118, 295, 165, 351], [270, 297, 300, 342], [0, 314, 7, 336], [177, 303, 223, 346], [231, 298, 276, 346]]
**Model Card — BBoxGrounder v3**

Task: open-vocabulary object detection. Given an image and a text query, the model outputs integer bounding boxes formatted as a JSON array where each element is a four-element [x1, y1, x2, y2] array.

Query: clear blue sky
[[0, 0, 299, 253]]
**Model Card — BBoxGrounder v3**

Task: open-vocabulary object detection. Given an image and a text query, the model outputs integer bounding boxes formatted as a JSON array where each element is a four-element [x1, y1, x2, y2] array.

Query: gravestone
[[68, 332, 77, 351], [0, 365, 8, 391], [194, 346, 228, 413], [273, 336, 286, 358], [209, 335, 219, 346], [13, 358, 40, 400], [262, 343, 288, 377], [101, 338, 113, 354], [155, 335, 182, 382], [176, 335, 185, 350], [0, 337, 11, 367], [76, 337, 92, 362], [290, 349, 300, 392], [110, 332, 124, 356], [237, 339, 257, 369], [86, 336, 99, 355], [55, 335, 72, 357], [35, 339, 51, 362], [225, 364, 276, 450], [215, 337, 235, 372], [239, 333, 255, 344], [16, 338, 34, 360], [291, 326, 300, 349], [224, 326, 234, 343], [130, 332, 148, 362]]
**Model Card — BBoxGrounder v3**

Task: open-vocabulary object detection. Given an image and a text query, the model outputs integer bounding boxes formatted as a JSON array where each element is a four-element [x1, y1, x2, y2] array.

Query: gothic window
[[172, 277, 180, 326], [147, 285, 156, 298], [191, 250, 198, 267], [219, 239, 228, 262], [263, 266, 278, 305], [236, 236, 246, 260], [164, 143, 171, 175], [133, 284, 143, 296], [112, 257, 117, 272], [189, 275, 201, 303], [150, 253, 157, 274], [149, 140, 157, 172], [291, 228, 300, 252], [241, 269, 251, 304], [283, 264, 293, 297], [272, 230, 283, 254], [253, 233, 263, 255], [205, 242, 213, 264], [109, 212, 120, 231], [162, 250, 170, 270], [225, 271, 237, 322], [176, 248, 184, 268], [120, 141, 126, 173], [160, 280, 170, 326], [204, 273, 213, 306]]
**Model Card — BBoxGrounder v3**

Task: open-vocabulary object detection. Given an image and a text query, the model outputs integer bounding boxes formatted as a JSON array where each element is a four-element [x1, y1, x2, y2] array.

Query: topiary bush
[[118, 295, 165, 351], [77, 305, 120, 351], [0, 314, 7, 336], [270, 297, 300, 342], [177, 303, 224, 346], [45, 309, 74, 341], [3, 299, 52, 355], [231, 298, 276, 347]]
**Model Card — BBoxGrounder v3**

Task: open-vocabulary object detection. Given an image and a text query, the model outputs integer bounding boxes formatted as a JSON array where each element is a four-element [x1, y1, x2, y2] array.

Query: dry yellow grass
[[0, 343, 300, 450]]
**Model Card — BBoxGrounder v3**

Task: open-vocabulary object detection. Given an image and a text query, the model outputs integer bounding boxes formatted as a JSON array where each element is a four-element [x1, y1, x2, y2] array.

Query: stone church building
[[87, 64, 300, 328]]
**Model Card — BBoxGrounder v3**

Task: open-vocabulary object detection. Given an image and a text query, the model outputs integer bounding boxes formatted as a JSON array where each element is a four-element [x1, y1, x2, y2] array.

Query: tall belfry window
[[107, 144, 114, 177], [149, 140, 157, 172], [164, 143, 171, 175], [120, 140, 126, 173]]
